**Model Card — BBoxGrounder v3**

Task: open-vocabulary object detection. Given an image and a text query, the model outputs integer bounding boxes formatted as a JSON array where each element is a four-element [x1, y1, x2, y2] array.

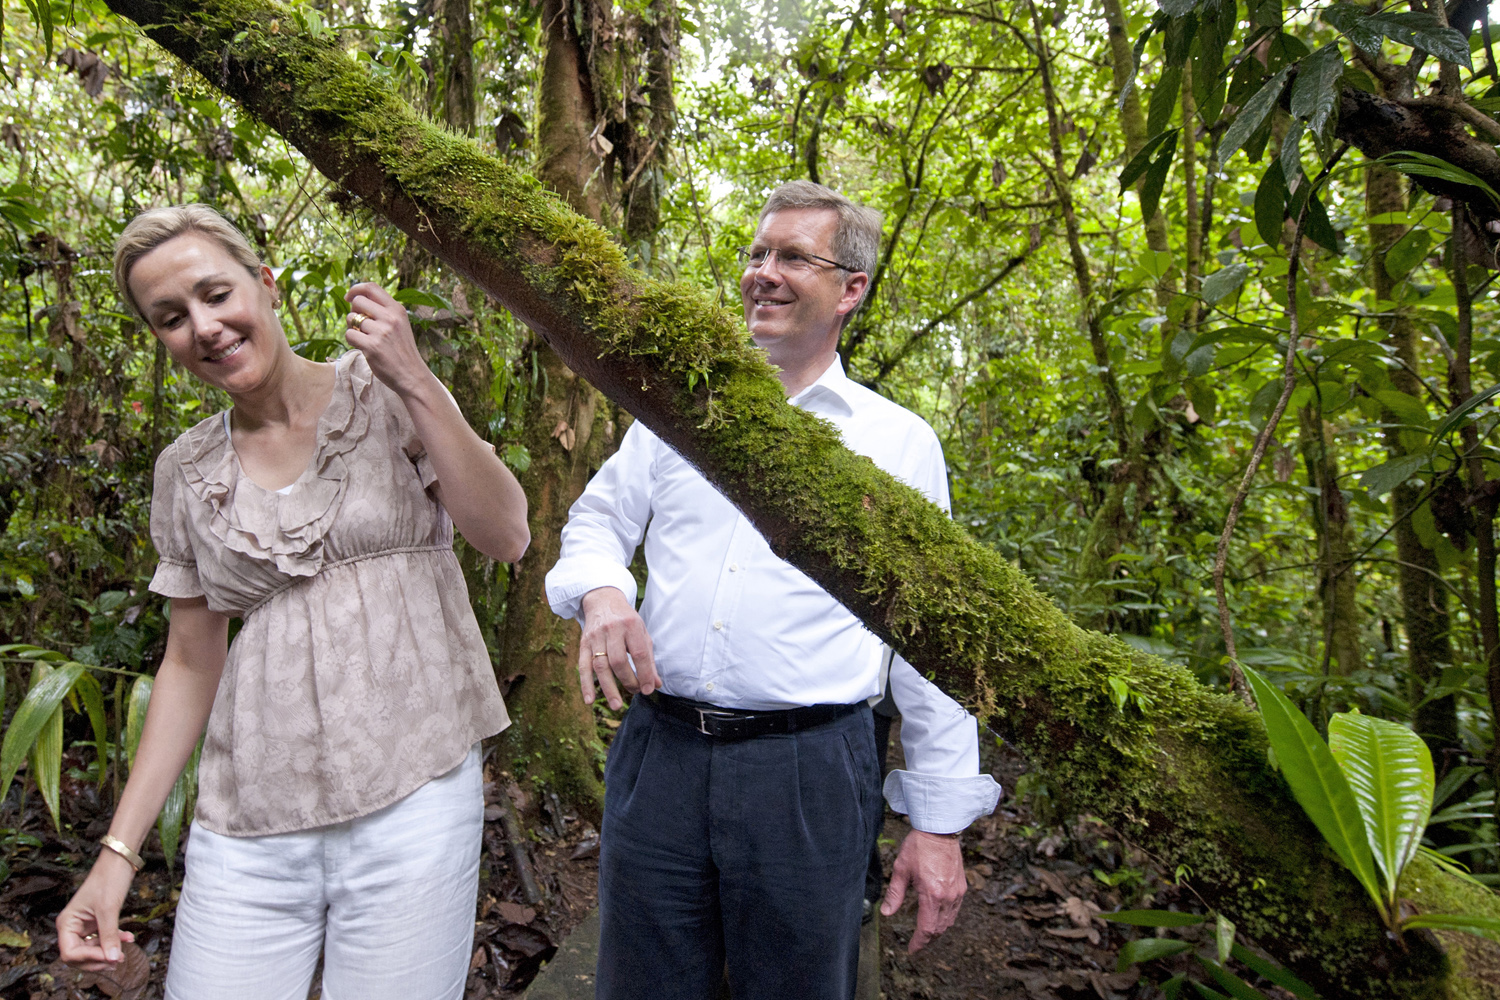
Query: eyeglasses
[[736, 246, 858, 273]]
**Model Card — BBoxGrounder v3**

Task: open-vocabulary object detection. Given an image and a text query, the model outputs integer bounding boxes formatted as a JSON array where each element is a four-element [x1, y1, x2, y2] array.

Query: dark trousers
[[596, 695, 882, 1000]]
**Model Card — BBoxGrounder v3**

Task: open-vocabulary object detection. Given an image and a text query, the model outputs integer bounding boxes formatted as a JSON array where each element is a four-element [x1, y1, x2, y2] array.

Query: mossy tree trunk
[[102, 0, 1500, 994], [1296, 406, 1362, 685]]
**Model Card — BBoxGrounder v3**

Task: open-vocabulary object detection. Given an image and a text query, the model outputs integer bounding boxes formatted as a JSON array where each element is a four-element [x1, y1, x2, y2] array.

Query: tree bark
[[1366, 161, 1463, 758], [99, 1, 1500, 994], [1296, 406, 1362, 683]]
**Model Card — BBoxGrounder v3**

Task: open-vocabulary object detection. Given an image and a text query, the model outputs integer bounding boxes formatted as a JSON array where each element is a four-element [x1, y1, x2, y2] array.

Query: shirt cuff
[[545, 556, 640, 621], [882, 769, 1002, 835], [148, 560, 204, 600]]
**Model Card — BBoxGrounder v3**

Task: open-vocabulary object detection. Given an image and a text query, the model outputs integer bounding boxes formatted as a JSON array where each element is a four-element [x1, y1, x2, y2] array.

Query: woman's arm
[[56, 597, 228, 969], [345, 282, 530, 563]]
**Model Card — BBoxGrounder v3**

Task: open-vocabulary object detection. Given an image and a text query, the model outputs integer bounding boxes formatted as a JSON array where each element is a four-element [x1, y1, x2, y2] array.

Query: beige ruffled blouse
[[148, 351, 509, 836]]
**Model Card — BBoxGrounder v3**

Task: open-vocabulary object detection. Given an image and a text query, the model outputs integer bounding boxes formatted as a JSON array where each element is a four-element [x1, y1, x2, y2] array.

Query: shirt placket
[[700, 516, 753, 703]]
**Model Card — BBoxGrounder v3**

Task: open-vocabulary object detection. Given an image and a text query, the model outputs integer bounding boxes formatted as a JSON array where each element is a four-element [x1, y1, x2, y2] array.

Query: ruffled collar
[[176, 352, 373, 577]]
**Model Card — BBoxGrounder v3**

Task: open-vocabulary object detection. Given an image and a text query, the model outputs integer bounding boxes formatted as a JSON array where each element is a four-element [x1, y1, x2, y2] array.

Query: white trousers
[[164, 748, 483, 1000]]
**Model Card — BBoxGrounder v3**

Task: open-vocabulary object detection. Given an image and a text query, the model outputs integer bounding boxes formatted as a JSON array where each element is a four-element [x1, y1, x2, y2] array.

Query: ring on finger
[[349, 312, 367, 330], [593, 651, 609, 658]]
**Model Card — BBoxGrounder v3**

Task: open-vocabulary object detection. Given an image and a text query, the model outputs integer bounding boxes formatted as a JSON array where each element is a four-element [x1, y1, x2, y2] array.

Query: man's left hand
[[880, 829, 965, 953]]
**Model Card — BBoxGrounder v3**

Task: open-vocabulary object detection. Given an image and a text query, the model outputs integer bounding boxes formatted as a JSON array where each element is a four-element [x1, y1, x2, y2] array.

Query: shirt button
[[729, 563, 739, 572], [713, 620, 724, 630], [705, 682, 715, 691]]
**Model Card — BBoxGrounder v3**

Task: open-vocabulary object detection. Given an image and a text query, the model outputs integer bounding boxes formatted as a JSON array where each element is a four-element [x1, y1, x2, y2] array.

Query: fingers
[[880, 855, 911, 919], [96, 907, 125, 965], [578, 590, 656, 709], [624, 618, 659, 695], [908, 883, 962, 953]]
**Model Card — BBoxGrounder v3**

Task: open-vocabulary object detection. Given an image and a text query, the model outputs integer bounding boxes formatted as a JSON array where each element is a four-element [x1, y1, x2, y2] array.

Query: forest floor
[[0, 727, 1277, 1000]]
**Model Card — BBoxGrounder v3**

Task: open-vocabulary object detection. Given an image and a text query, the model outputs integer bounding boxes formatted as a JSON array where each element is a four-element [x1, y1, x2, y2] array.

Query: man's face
[[740, 208, 865, 355]]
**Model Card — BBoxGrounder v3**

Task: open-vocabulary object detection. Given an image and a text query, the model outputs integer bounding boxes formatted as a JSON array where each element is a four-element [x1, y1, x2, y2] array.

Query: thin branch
[[1214, 143, 1351, 709]]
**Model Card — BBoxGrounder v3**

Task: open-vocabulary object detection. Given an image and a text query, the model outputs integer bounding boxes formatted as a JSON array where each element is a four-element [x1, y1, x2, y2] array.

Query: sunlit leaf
[[125, 676, 153, 772], [28, 666, 64, 832], [1100, 909, 1205, 927], [1242, 668, 1385, 921], [0, 661, 86, 804], [1402, 912, 1500, 942], [1384, 228, 1432, 280], [1327, 712, 1433, 903], [1358, 454, 1427, 498]]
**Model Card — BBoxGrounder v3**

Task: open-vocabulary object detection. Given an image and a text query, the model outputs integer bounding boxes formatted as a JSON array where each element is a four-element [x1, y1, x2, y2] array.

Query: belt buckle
[[695, 707, 737, 736]]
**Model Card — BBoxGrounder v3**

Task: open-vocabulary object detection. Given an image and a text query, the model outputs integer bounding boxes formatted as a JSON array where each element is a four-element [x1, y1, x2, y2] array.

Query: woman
[[55, 204, 529, 1000]]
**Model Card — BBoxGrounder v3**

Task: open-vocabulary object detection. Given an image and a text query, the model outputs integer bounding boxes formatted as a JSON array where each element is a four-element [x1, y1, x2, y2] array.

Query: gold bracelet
[[99, 834, 144, 872]]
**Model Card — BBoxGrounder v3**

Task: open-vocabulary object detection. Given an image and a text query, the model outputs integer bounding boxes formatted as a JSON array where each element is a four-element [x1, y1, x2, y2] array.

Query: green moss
[[108, 0, 1499, 994]]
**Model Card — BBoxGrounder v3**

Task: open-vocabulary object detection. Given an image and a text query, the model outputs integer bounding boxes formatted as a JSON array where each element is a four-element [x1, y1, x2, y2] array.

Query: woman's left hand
[[345, 283, 430, 398]]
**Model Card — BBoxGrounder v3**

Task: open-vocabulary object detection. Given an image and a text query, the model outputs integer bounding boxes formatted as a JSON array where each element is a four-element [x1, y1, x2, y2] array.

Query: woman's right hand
[[56, 850, 138, 969]]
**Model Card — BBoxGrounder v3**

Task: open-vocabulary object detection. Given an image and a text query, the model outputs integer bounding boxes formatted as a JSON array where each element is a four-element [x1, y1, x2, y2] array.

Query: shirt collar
[[788, 355, 857, 418]]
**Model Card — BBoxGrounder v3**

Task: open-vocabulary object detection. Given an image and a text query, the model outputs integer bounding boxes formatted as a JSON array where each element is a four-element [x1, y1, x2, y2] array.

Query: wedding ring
[[593, 651, 608, 657], [349, 312, 367, 329]]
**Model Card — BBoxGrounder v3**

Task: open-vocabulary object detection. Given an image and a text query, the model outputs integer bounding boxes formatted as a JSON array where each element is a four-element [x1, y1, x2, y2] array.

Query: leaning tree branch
[[98, 1, 1500, 996]]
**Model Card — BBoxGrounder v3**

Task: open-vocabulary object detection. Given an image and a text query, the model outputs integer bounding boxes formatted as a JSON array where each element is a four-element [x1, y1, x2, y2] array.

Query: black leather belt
[[646, 692, 862, 740]]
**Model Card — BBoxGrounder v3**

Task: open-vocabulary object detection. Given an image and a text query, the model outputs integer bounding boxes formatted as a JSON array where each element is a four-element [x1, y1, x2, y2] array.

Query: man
[[545, 181, 1000, 1000]]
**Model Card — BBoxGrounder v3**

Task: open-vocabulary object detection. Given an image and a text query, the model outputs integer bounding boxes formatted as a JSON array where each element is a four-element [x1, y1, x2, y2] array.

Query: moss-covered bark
[[100, 0, 1500, 994]]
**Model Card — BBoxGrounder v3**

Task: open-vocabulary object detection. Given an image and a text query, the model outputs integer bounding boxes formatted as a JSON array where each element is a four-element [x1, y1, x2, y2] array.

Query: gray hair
[[757, 181, 882, 325], [114, 204, 264, 319]]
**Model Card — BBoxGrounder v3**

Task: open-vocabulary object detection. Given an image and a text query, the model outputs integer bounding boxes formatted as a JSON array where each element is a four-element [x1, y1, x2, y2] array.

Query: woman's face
[[128, 233, 288, 397]]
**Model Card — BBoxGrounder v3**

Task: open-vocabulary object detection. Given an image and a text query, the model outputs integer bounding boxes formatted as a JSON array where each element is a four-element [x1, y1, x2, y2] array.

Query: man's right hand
[[579, 587, 660, 710]]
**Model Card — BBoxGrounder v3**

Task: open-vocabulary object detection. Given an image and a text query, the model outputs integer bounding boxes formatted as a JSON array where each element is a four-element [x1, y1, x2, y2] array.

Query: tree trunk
[[99, 1, 1500, 994], [1296, 406, 1362, 683], [1366, 161, 1462, 757], [493, 0, 614, 821]]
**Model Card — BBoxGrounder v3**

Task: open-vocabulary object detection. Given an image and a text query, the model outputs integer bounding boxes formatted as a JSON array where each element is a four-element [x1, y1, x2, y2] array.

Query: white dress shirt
[[546, 357, 1001, 834]]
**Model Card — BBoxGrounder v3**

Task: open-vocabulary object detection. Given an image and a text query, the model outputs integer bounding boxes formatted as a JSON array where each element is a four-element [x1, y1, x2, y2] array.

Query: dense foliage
[[0, 0, 1497, 969]]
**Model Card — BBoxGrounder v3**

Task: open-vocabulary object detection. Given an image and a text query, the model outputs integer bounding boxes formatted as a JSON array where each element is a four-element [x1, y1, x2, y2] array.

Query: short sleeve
[[147, 443, 205, 599]]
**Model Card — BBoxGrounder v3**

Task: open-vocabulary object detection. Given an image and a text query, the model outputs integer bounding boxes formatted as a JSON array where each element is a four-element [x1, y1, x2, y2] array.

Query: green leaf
[[1100, 909, 1206, 927], [1322, 5, 1473, 69], [1289, 44, 1343, 139], [1230, 944, 1320, 999], [74, 672, 110, 789], [158, 739, 201, 872], [1384, 228, 1432, 280], [392, 287, 452, 311], [1215, 913, 1235, 965], [1374, 389, 1431, 427], [1198, 958, 1276, 1000], [1219, 66, 1294, 165], [1255, 160, 1289, 246], [1121, 129, 1180, 189], [1327, 712, 1433, 903], [1242, 668, 1386, 920], [28, 666, 64, 832], [1359, 453, 1427, 498], [0, 661, 86, 804], [1117, 937, 1193, 971], [125, 676, 153, 772], [1149, 66, 1183, 140], [1431, 383, 1500, 442], [1201, 264, 1251, 304], [1140, 135, 1180, 225], [1402, 913, 1500, 942], [1380, 151, 1500, 208]]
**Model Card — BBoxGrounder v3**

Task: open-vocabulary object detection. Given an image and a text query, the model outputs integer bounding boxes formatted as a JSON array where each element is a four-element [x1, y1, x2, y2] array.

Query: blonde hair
[[113, 204, 264, 319]]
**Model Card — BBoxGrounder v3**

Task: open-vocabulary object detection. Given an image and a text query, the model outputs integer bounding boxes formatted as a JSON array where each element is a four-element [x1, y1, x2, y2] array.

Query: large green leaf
[[1254, 160, 1288, 246], [1117, 937, 1192, 971], [1402, 912, 1500, 943], [0, 660, 86, 804], [125, 675, 153, 772], [1201, 264, 1251, 304], [1431, 383, 1500, 442], [157, 739, 201, 871], [1384, 228, 1432, 280], [1230, 944, 1319, 999], [1327, 712, 1433, 904], [73, 672, 110, 790], [28, 666, 65, 832], [1198, 958, 1276, 1000], [1380, 151, 1500, 208], [1358, 453, 1427, 499], [1288, 44, 1343, 140], [1219, 65, 1293, 165], [1322, 5, 1473, 69], [1100, 909, 1205, 927], [1242, 668, 1386, 920]]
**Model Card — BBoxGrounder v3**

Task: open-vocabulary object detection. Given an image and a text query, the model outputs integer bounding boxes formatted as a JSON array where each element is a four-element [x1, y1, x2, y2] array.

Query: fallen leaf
[[497, 902, 536, 925], [1063, 896, 1100, 928], [0, 925, 27, 949], [0, 875, 58, 902], [1044, 927, 1093, 939], [483, 804, 504, 822], [469, 946, 488, 970], [569, 835, 601, 860], [965, 868, 987, 891], [1029, 866, 1069, 899], [496, 922, 554, 959], [48, 941, 149, 999]]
